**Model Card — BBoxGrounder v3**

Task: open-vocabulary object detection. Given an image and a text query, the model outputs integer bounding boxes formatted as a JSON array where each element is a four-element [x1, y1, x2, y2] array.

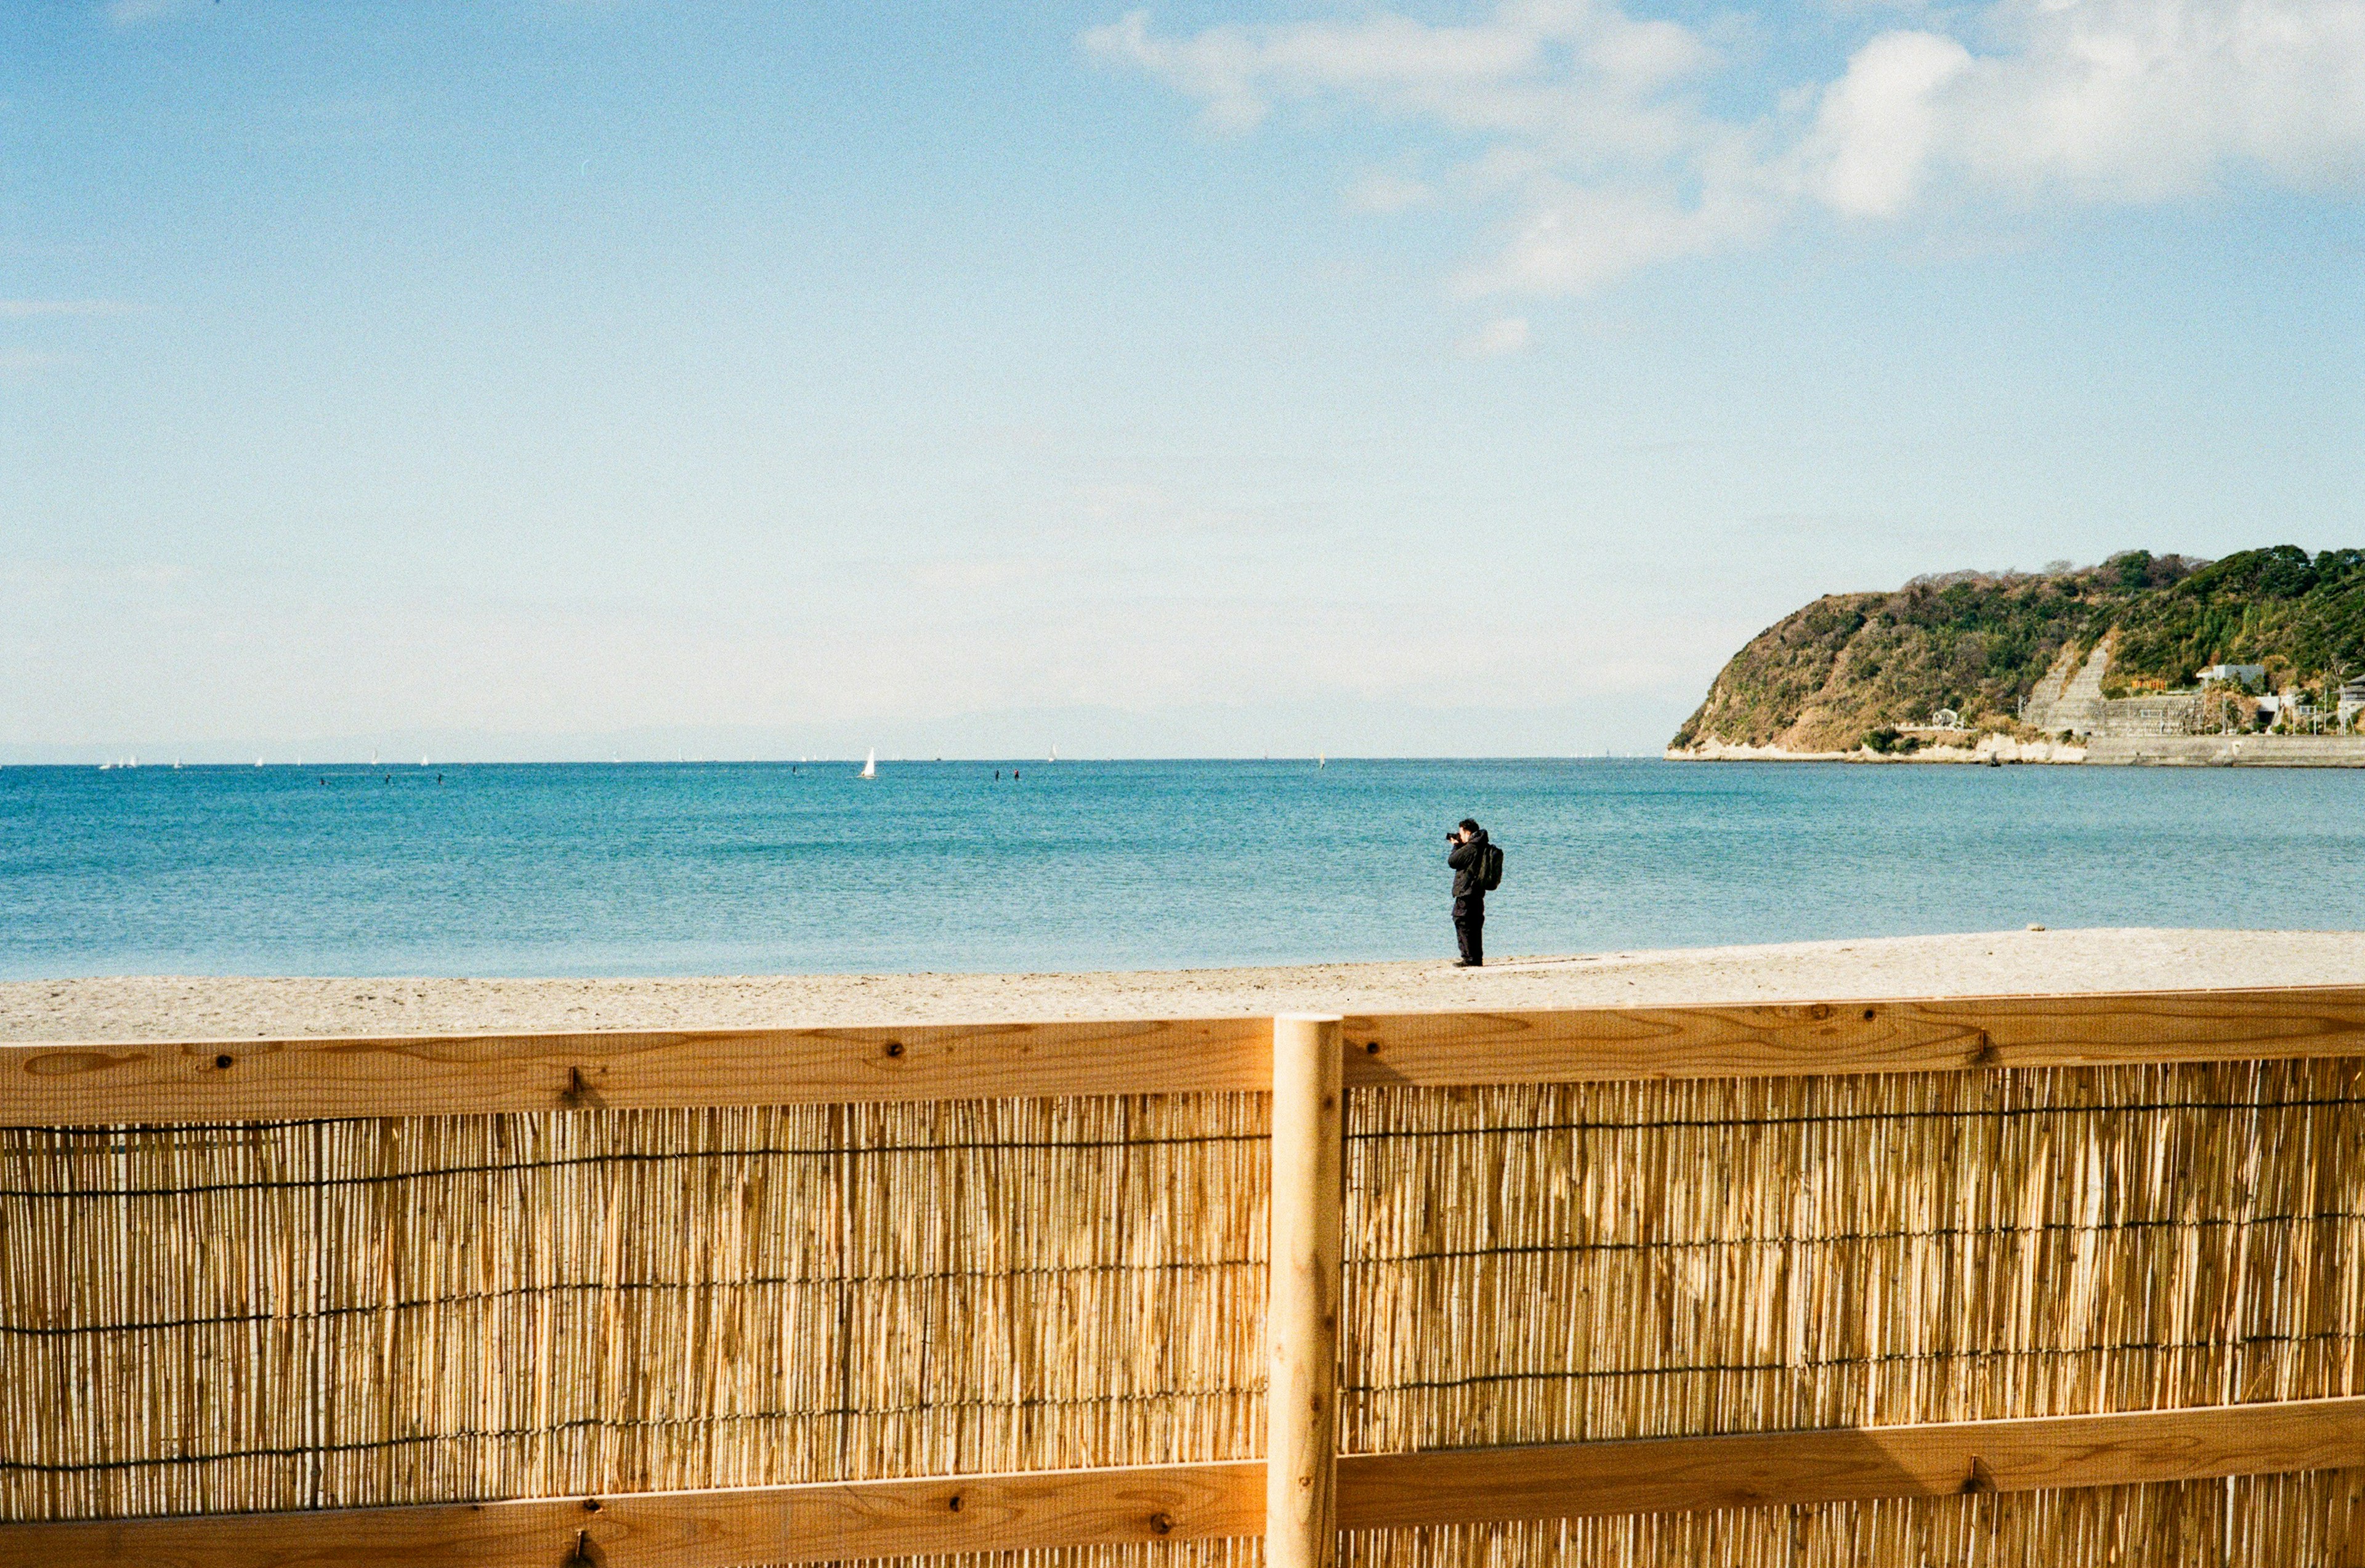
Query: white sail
[[860, 748, 878, 780]]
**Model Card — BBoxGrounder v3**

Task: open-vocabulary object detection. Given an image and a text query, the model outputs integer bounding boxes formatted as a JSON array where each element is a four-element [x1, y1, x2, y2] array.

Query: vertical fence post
[[1267, 1012, 1344, 1568]]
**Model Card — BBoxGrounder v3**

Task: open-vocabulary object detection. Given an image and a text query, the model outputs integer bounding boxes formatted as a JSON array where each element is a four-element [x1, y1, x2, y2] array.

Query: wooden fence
[[4, 987, 2363, 1566]]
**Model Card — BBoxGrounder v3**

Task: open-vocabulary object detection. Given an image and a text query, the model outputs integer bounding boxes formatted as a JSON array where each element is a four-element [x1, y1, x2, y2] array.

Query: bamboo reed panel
[[15, 986, 2365, 1124], [6, 1005, 2363, 1566], [7, 1400, 2361, 1566], [1341, 1061, 2365, 1456], [1340, 1469, 2364, 1568], [0, 1097, 1271, 1522]]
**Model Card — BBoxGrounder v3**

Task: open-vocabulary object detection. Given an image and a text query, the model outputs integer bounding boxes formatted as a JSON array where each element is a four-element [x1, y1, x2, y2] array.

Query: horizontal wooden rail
[[0, 1460, 1262, 1568], [9, 985, 2365, 1124], [0, 1017, 1275, 1123], [1345, 985, 2365, 1088], [6, 1399, 2360, 1567], [1337, 1395, 2365, 1527]]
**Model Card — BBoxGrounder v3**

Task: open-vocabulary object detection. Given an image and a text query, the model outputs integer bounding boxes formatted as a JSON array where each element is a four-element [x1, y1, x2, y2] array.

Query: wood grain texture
[[1343, 985, 2365, 1088], [1335, 1396, 2365, 1527], [0, 1460, 1265, 1568], [1267, 1016, 1344, 1568], [11, 985, 2365, 1125], [0, 1017, 1272, 1124], [7, 1400, 2361, 1564]]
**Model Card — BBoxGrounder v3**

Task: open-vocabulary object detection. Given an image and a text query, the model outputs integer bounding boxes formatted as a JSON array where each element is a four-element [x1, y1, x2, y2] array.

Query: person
[[1445, 818, 1490, 967]]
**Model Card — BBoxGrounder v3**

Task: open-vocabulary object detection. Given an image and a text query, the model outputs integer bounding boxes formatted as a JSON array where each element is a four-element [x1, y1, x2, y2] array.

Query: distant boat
[[1317, 754, 1325, 769], [98, 762, 113, 771], [1048, 745, 1057, 762], [255, 758, 264, 767], [859, 748, 878, 780], [422, 756, 431, 767]]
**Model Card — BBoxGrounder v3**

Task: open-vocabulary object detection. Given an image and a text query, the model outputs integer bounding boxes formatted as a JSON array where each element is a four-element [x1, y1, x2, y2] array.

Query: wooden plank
[[0, 1460, 1266, 1568], [1335, 1396, 2365, 1527], [6, 1399, 2359, 1564], [0, 1017, 1272, 1125], [12, 984, 2365, 1125], [1266, 1015, 1344, 1568], [1344, 985, 2365, 1089]]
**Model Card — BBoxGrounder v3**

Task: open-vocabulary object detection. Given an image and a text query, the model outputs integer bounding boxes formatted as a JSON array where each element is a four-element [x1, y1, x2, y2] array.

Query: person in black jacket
[[1445, 818, 1489, 967]]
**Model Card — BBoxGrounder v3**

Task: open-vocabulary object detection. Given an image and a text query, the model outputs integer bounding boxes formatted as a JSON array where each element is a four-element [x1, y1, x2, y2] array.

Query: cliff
[[1670, 548, 2365, 755]]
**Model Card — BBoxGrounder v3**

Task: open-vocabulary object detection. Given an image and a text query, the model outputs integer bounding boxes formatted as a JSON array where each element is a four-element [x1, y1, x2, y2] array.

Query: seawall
[[2082, 734, 2365, 766], [1668, 736, 2088, 764]]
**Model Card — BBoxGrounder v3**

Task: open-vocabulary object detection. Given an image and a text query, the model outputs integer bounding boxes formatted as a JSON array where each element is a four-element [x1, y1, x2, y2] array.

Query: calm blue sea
[[4, 759, 2363, 979]]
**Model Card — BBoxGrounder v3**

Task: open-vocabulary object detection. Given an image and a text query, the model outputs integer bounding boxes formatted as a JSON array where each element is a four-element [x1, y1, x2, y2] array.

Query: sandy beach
[[6, 926, 2363, 1041]]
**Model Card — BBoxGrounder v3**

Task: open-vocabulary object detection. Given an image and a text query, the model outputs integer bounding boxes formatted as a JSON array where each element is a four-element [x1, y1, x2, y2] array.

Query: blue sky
[[3, 0, 2359, 759]]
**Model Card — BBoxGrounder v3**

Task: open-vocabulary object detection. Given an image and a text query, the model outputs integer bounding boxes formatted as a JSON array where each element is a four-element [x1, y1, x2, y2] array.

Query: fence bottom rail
[[5, 1397, 2359, 1568]]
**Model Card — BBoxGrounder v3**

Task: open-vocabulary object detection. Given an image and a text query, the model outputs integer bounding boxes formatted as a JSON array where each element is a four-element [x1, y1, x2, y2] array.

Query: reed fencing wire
[[2, 1044, 2361, 1564]]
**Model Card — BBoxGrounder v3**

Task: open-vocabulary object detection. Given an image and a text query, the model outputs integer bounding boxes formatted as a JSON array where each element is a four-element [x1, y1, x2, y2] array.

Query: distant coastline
[[1671, 549, 2365, 766], [1668, 733, 2365, 766]]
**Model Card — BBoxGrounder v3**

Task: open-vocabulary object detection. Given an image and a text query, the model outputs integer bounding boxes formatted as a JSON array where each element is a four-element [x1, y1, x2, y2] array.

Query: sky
[[2, 0, 2359, 761]]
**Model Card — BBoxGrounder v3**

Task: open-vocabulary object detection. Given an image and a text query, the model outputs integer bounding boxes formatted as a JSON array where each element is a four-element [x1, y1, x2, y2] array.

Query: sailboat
[[1317, 754, 1325, 769], [1048, 745, 1057, 763], [859, 748, 878, 780]]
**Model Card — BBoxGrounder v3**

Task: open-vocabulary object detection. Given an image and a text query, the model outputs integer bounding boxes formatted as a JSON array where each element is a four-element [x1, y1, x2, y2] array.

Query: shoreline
[[9, 927, 2365, 1040], [1667, 737, 2085, 764], [1670, 734, 2365, 766]]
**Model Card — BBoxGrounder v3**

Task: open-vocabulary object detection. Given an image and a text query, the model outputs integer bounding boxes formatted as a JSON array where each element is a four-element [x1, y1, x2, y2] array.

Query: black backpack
[[1481, 841, 1504, 892]]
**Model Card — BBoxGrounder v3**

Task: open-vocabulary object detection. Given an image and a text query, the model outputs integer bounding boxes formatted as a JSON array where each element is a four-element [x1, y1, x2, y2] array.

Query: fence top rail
[[6, 984, 2365, 1125]]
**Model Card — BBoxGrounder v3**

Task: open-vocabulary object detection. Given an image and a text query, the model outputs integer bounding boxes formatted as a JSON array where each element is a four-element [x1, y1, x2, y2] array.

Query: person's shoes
[[1452, 959, 1478, 968]]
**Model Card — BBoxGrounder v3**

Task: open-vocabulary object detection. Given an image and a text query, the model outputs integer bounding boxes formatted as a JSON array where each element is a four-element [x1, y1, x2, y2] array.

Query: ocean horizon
[[7, 758, 2364, 980]]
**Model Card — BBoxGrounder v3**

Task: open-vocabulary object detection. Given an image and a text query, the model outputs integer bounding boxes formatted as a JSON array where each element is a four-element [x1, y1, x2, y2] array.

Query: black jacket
[[1447, 829, 1490, 900]]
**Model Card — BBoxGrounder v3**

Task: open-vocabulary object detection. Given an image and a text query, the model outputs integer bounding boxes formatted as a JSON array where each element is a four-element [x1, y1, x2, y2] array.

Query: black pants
[[1453, 895, 1484, 965]]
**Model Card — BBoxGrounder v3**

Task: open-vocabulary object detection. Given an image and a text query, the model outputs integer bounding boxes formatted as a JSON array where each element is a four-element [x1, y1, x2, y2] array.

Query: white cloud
[[1461, 315, 1532, 355], [1091, 0, 2365, 291], [1805, 30, 1973, 215], [1345, 171, 1437, 211], [0, 299, 142, 317], [104, 0, 192, 26]]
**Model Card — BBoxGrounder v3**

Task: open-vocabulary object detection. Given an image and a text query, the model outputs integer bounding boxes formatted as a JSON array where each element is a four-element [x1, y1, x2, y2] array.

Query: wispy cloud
[[0, 349, 75, 372], [1460, 315, 1530, 357], [1089, 0, 2365, 293], [1344, 171, 1437, 212], [104, 0, 194, 26], [0, 299, 143, 318]]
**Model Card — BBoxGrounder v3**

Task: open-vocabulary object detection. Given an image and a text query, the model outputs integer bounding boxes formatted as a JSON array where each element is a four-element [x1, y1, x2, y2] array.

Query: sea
[[4, 758, 2364, 979]]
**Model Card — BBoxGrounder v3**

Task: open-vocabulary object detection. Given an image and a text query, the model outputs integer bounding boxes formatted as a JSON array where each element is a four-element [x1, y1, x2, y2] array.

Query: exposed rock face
[[2021, 639, 2111, 735]]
